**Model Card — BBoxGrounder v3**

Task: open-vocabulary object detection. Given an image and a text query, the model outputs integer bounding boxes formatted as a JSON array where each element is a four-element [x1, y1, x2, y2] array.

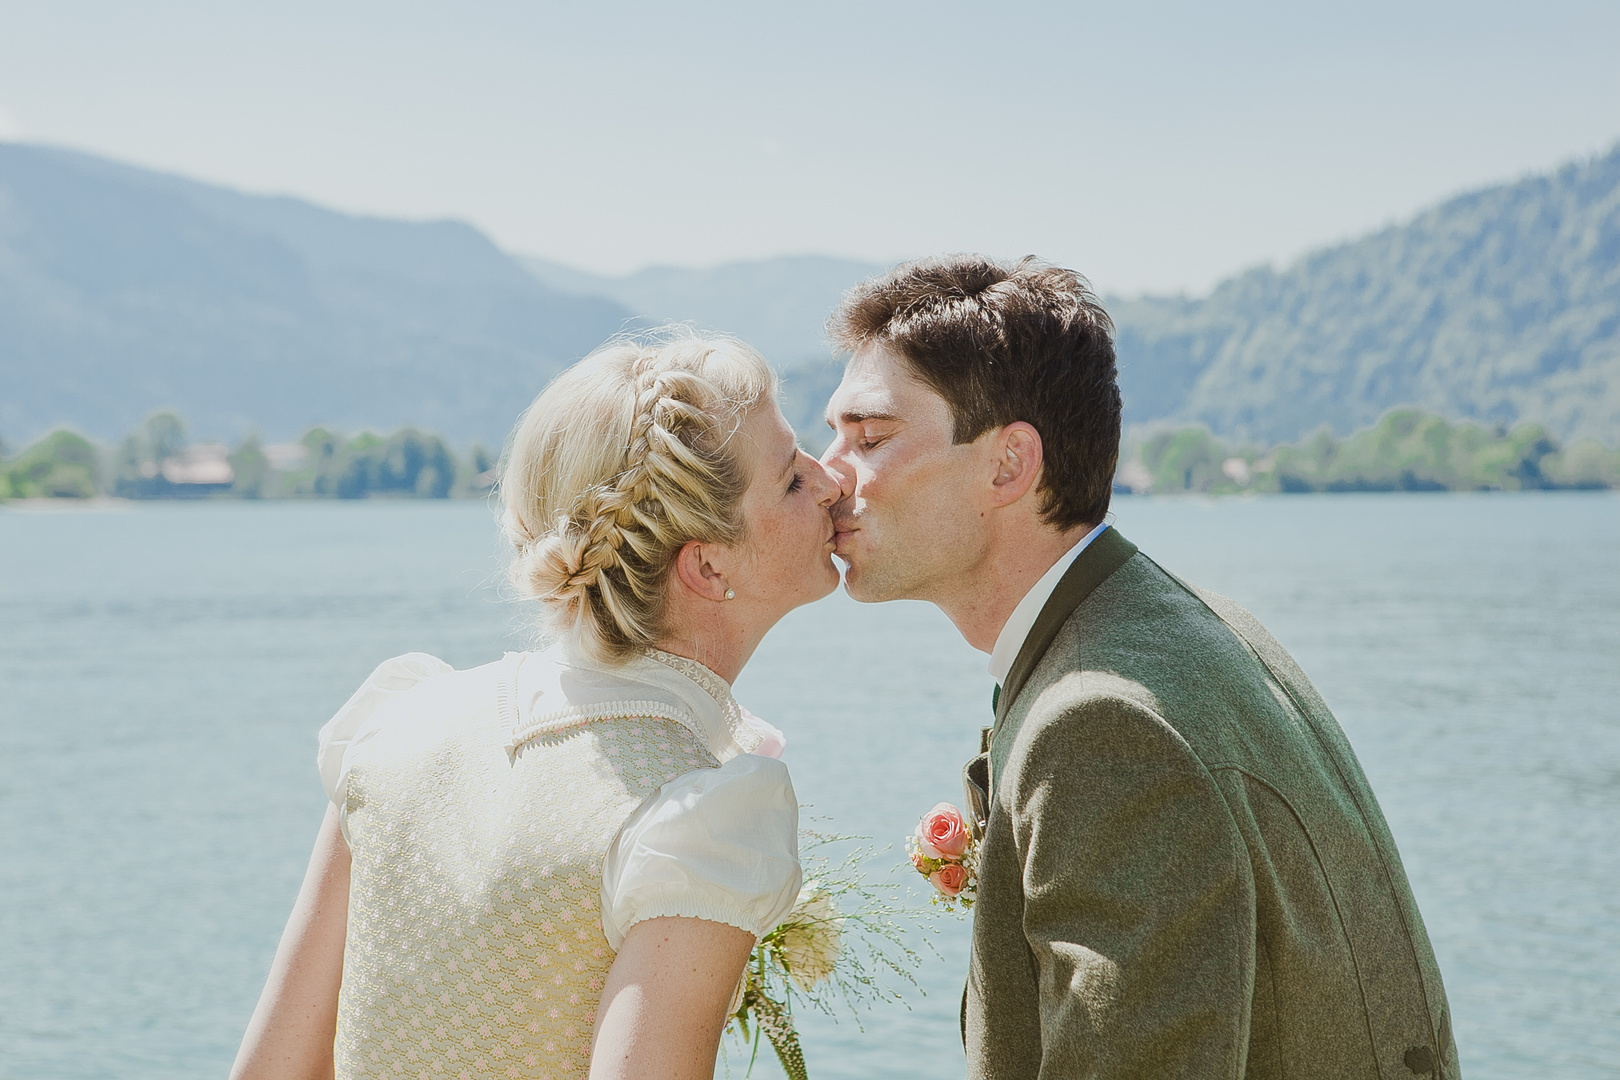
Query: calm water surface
[[1, 494, 1617, 1079]]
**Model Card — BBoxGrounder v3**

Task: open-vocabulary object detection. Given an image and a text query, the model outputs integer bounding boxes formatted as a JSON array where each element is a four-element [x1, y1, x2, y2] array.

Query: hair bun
[[515, 519, 599, 607]]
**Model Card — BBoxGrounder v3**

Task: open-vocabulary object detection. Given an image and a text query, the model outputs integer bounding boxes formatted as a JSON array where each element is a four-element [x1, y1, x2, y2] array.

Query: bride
[[231, 331, 843, 1080]]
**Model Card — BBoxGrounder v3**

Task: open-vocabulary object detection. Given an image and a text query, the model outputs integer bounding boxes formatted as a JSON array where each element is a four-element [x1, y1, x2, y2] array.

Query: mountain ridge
[[3, 140, 1618, 448], [515, 145, 1620, 445], [519, 253, 882, 365], [1111, 143, 1620, 442], [0, 143, 634, 446]]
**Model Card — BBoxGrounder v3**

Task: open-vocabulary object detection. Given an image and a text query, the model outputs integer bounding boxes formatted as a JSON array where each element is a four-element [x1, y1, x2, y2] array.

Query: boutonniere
[[905, 802, 978, 910]]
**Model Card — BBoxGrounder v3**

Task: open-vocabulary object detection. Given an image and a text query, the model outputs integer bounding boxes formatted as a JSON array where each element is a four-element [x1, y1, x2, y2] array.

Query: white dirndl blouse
[[315, 643, 800, 1079]]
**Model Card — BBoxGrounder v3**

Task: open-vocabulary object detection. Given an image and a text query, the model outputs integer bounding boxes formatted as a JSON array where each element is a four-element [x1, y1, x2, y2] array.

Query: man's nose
[[819, 440, 855, 501], [809, 458, 842, 508]]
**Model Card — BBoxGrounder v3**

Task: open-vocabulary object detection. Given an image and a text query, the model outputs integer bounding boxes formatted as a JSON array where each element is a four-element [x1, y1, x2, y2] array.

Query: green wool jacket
[[962, 528, 1458, 1080]]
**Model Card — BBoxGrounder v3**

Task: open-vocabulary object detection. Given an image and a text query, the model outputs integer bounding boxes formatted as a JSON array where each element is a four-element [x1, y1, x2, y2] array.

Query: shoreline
[[5, 489, 1618, 513]]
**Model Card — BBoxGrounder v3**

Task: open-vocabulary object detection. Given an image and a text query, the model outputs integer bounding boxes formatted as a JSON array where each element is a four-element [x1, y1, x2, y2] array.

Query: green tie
[[991, 683, 1001, 716]]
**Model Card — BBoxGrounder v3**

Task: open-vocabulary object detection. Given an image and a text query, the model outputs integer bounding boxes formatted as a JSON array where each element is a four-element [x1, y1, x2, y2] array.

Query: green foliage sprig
[[724, 830, 931, 1080]]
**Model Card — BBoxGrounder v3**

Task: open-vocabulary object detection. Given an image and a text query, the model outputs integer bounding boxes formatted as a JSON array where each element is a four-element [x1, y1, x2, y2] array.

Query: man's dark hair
[[829, 254, 1121, 530]]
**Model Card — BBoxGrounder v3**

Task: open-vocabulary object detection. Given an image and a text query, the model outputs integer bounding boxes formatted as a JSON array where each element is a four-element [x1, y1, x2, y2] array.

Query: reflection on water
[[1, 494, 1617, 1079]]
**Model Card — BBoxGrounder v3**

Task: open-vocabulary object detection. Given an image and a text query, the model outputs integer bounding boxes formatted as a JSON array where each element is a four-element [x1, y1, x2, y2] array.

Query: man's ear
[[673, 539, 731, 602], [988, 422, 1043, 508]]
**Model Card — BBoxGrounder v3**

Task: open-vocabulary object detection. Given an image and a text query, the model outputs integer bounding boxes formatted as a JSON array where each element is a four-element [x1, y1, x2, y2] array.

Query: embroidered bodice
[[316, 645, 800, 1080]]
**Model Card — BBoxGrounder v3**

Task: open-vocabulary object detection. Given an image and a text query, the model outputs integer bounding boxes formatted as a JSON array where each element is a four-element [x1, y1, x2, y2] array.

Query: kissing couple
[[233, 255, 1458, 1079]]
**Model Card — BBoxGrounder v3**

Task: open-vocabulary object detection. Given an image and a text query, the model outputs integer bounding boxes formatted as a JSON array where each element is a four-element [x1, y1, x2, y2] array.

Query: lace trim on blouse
[[501, 646, 763, 759], [641, 647, 763, 756], [507, 700, 699, 754]]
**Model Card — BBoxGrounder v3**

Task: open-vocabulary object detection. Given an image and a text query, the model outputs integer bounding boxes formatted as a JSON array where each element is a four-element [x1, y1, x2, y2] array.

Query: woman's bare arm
[[589, 916, 756, 1080], [230, 803, 351, 1080]]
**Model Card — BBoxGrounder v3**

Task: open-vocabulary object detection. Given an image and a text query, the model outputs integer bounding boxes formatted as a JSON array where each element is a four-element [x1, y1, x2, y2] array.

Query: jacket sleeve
[[1001, 695, 1255, 1078]]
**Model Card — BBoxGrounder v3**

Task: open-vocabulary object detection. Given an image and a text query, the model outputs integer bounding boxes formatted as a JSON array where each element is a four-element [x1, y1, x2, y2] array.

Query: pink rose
[[930, 863, 969, 897], [918, 802, 971, 859]]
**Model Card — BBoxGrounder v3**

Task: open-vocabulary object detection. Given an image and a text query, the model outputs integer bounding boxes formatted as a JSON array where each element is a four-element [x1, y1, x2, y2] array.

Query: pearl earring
[[723, 588, 736, 601]]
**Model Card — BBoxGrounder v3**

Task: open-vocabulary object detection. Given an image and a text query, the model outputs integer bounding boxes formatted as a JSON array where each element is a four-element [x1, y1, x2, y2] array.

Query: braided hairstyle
[[500, 330, 778, 663]]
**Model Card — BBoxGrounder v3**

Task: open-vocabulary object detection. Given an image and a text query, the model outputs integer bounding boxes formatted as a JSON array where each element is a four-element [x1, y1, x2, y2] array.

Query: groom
[[819, 256, 1459, 1079]]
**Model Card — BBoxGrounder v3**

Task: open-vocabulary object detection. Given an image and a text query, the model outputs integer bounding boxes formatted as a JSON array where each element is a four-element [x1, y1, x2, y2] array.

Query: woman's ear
[[989, 422, 1044, 508], [672, 539, 732, 603]]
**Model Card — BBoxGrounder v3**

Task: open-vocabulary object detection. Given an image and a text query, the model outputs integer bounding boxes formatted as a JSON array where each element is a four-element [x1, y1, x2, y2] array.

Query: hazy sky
[[2, 0, 1617, 295]]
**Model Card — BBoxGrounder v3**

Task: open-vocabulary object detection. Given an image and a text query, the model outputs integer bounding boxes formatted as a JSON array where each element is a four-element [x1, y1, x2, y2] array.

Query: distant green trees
[[1, 430, 100, 498], [279, 428, 459, 499], [1119, 408, 1620, 494], [7, 406, 1617, 503], [2, 413, 496, 501]]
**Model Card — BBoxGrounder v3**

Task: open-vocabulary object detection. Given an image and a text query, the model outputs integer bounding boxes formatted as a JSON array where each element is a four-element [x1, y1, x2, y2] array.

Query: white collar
[[499, 641, 763, 762], [987, 523, 1109, 684]]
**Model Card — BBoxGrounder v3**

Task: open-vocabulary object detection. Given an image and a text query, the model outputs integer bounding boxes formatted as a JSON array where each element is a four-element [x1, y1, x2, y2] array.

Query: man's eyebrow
[[825, 409, 905, 428]]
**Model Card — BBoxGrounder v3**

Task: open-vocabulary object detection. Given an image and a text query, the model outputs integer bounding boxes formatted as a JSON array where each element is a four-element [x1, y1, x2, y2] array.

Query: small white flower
[[776, 885, 843, 990]]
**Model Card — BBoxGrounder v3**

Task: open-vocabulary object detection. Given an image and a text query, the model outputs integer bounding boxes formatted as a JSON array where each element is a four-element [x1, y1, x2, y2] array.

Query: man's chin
[[838, 559, 890, 605]]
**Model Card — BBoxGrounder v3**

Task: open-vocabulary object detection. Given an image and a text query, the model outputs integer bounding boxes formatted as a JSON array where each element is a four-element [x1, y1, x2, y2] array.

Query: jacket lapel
[[994, 527, 1138, 730]]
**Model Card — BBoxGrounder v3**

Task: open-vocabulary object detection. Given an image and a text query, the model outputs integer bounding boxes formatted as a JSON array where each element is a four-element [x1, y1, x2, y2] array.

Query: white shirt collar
[[987, 522, 1109, 684], [501, 641, 763, 762]]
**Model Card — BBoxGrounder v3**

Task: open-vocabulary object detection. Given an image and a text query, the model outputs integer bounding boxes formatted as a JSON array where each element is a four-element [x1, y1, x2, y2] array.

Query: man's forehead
[[830, 346, 932, 419], [831, 367, 897, 412]]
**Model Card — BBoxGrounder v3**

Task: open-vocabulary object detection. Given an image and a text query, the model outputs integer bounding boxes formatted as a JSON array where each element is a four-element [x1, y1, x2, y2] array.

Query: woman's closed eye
[[786, 471, 804, 494]]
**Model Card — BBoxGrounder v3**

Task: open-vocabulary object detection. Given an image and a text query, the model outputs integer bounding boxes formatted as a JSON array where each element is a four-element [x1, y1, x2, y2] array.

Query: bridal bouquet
[[725, 831, 926, 1080], [906, 802, 978, 910]]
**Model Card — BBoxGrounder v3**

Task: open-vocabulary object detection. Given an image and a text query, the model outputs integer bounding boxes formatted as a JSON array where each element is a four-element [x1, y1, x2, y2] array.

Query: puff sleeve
[[316, 652, 453, 806], [600, 754, 802, 951]]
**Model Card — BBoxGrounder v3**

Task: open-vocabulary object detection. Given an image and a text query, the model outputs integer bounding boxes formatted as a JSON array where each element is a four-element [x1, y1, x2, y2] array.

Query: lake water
[[2, 494, 1617, 1079]]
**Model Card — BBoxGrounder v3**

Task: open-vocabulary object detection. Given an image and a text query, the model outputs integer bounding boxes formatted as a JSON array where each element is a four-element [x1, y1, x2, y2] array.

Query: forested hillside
[[1113, 144, 1620, 443], [0, 144, 632, 446], [4, 141, 1618, 451], [520, 145, 1620, 446]]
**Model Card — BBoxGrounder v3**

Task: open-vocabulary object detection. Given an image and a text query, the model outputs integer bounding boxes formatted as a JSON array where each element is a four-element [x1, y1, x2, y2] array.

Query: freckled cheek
[[790, 513, 821, 555], [792, 514, 826, 563], [756, 516, 810, 571]]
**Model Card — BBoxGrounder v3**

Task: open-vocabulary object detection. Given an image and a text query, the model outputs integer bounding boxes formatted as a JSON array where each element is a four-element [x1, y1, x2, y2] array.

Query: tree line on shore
[[0, 413, 496, 501], [4, 407, 1618, 503], [1117, 408, 1620, 494]]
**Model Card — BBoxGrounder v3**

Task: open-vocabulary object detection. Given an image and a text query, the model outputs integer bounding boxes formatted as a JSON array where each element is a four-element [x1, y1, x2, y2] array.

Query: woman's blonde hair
[[500, 330, 778, 663]]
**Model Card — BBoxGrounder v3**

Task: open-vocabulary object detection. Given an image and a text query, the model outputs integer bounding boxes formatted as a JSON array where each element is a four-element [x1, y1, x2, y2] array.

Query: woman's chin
[[803, 555, 843, 603]]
